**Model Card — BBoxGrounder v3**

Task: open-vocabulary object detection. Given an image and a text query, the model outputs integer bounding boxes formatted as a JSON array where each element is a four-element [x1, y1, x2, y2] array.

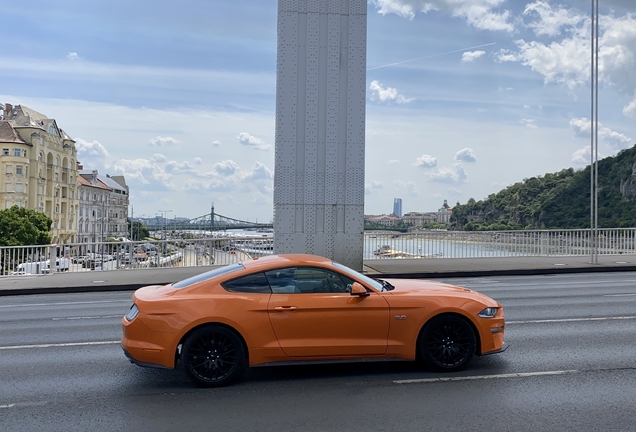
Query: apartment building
[[0, 103, 79, 243], [78, 170, 129, 244]]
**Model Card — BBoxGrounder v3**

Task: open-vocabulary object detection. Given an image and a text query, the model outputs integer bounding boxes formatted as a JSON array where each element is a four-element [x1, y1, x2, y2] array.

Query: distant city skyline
[[2, 0, 635, 221]]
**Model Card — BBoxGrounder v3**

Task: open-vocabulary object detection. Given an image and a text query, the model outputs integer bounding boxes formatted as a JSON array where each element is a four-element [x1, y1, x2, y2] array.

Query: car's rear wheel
[[418, 315, 476, 372], [182, 325, 247, 387]]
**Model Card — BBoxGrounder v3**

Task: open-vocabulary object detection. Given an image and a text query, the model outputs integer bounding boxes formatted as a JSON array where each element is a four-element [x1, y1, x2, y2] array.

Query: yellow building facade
[[0, 104, 79, 244]]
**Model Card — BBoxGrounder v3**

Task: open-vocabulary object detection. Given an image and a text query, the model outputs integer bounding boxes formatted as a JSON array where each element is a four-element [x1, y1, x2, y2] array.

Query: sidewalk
[[1, 255, 636, 296]]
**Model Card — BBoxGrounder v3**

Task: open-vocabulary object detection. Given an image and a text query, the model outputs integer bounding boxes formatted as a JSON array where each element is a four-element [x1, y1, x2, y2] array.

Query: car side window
[[222, 272, 272, 294], [264, 268, 297, 294], [265, 267, 353, 294]]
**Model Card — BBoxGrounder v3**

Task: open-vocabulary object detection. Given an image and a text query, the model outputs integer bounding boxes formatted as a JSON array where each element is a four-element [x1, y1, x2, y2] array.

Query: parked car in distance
[[72, 256, 87, 264], [122, 254, 506, 388]]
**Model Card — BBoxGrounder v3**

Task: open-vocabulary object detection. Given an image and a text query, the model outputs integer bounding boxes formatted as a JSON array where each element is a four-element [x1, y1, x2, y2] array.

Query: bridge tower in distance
[[274, 0, 367, 270]]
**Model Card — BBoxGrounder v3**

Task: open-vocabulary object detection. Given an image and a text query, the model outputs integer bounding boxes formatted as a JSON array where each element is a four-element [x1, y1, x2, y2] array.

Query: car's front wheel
[[182, 325, 247, 387], [418, 315, 476, 372]]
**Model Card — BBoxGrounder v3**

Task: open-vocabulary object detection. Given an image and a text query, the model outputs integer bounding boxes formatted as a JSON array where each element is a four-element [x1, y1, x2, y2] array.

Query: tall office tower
[[393, 198, 403, 218], [274, 0, 367, 270]]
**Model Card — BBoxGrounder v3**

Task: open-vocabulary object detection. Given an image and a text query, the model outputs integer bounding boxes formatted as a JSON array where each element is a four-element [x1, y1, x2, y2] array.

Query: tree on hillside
[[0, 206, 52, 246], [128, 219, 150, 241]]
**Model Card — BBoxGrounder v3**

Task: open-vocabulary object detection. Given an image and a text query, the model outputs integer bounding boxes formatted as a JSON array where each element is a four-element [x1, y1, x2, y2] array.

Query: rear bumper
[[121, 344, 170, 369]]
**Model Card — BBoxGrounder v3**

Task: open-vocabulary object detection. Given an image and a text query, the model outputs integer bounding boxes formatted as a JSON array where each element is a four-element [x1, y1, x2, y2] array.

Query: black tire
[[418, 315, 476, 372], [182, 325, 247, 388]]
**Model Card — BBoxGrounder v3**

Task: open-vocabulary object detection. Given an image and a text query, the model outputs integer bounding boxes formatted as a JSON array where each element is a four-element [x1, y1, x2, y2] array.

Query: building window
[[2, 148, 8, 156], [14, 149, 21, 157], [16, 166, 23, 175], [15, 184, 23, 193], [38, 185, 44, 195], [54, 173, 59, 181], [53, 221, 58, 229], [15, 201, 21, 207], [38, 152, 43, 162], [5, 201, 11, 209], [55, 205, 59, 213], [70, 191, 74, 199], [5, 165, 12, 174], [69, 221, 72, 229], [39, 202, 44, 211], [22, 150, 27, 157], [4, 184, 13, 192], [55, 156, 60, 166]]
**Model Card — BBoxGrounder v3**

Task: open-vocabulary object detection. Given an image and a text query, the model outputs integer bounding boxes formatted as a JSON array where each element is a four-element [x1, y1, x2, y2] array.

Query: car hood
[[384, 278, 472, 293], [382, 278, 499, 306]]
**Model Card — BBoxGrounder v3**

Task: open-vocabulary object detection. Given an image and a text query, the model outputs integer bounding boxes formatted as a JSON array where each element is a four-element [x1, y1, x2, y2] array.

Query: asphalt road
[[1, 272, 636, 431]]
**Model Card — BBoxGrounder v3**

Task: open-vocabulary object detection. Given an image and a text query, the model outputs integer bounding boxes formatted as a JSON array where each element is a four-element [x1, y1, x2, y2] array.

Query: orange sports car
[[121, 254, 506, 387]]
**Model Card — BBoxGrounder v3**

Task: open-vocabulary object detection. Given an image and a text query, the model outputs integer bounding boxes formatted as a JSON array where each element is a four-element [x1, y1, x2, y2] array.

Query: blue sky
[[2, 0, 635, 222]]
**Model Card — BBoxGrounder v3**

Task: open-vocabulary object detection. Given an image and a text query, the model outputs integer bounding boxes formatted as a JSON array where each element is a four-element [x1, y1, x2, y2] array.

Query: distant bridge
[[143, 210, 273, 232]]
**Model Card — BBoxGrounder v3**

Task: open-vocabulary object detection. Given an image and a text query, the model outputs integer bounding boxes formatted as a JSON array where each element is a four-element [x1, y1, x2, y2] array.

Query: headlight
[[125, 304, 139, 322], [478, 307, 499, 318]]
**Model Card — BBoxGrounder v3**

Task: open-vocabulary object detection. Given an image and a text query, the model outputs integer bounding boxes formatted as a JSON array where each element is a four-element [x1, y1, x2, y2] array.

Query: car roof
[[240, 254, 332, 271]]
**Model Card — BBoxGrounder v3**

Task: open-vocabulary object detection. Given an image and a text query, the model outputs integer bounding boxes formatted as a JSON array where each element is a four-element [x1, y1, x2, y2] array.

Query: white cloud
[[237, 132, 271, 150], [523, 1, 585, 37], [570, 117, 632, 147], [461, 50, 486, 62], [571, 146, 600, 165], [165, 160, 197, 175], [447, 187, 462, 196], [75, 138, 109, 159], [394, 180, 419, 197], [500, 4, 636, 101], [149, 136, 182, 146], [111, 158, 174, 191], [242, 161, 273, 181], [67, 52, 80, 61], [194, 157, 202, 165], [212, 140, 221, 147], [213, 160, 238, 176], [365, 181, 384, 195], [415, 154, 438, 168], [372, 0, 514, 32], [151, 153, 167, 163], [369, 80, 414, 104], [428, 163, 468, 183], [454, 148, 477, 162], [387, 159, 400, 165], [521, 118, 538, 129], [624, 98, 636, 119]]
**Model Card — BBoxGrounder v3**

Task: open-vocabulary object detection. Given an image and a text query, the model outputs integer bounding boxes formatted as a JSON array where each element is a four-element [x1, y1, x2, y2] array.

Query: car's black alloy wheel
[[419, 315, 476, 371], [182, 325, 247, 387]]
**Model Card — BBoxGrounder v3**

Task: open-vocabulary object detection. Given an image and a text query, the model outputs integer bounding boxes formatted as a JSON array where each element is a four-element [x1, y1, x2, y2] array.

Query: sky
[[1, 0, 635, 222]]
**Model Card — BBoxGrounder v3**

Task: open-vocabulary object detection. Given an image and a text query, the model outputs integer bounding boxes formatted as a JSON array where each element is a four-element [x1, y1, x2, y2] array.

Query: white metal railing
[[1, 228, 635, 276], [364, 228, 636, 259]]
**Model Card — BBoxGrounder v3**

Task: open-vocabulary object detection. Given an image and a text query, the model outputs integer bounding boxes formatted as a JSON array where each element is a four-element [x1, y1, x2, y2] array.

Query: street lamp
[[158, 209, 173, 239]]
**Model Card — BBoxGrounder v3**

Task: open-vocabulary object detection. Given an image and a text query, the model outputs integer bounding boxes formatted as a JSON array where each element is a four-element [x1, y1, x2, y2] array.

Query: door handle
[[274, 306, 298, 311]]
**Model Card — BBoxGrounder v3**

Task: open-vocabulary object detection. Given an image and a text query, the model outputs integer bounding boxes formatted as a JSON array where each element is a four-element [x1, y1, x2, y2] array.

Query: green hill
[[450, 144, 636, 230]]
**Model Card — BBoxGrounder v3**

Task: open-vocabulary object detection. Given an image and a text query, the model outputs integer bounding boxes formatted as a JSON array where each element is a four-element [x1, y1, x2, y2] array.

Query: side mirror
[[350, 282, 370, 297]]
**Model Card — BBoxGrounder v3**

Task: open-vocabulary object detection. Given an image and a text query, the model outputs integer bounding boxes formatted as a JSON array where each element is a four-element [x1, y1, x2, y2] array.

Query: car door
[[266, 267, 390, 357]]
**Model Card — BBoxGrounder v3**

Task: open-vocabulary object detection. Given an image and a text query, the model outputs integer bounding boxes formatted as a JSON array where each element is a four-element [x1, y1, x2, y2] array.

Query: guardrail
[[364, 228, 636, 259], [1, 228, 634, 276]]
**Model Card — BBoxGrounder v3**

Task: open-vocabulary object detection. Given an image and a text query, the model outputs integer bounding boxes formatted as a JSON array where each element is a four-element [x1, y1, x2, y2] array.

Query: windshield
[[331, 261, 384, 292], [172, 263, 244, 289]]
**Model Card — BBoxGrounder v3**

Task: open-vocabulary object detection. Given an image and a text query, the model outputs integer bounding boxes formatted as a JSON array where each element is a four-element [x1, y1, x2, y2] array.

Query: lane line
[[507, 316, 636, 324], [603, 294, 636, 297], [394, 369, 578, 384], [462, 279, 636, 289], [0, 341, 119, 350], [0, 300, 130, 309], [0, 404, 16, 409], [51, 315, 122, 321]]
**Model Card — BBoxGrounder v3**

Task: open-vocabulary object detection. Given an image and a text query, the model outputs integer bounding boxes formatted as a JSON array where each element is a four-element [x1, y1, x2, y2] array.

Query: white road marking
[[0, 300, 130, 309], [0, 341, 119, 350], [0, 404, 16, 409], [394, 369, 578, 384], [507, 316, 636, 324], [603, 293, 636, 297], [51, 315, 122, 321], [462, 279, 636, 289]]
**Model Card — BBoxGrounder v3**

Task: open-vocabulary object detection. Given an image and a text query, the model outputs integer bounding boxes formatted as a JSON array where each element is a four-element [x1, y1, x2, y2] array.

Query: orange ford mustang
[[121, 254, 506, 387]]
